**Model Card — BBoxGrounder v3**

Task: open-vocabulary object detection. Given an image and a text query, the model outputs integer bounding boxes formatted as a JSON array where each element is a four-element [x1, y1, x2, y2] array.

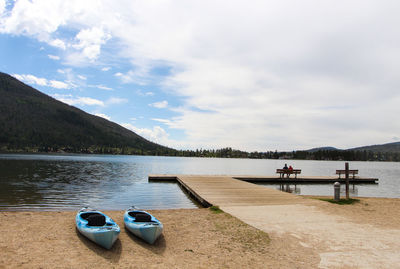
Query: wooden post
[[345, 162, 350, 199]]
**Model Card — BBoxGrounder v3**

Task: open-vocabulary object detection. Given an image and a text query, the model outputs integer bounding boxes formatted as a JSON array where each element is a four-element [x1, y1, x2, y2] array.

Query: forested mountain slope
[[0, 72, 175, 155]]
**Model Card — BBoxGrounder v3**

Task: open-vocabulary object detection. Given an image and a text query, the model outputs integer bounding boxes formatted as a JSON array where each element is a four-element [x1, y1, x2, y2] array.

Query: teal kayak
[[76, 207, 120, 249], [124, 206, 163, 244]]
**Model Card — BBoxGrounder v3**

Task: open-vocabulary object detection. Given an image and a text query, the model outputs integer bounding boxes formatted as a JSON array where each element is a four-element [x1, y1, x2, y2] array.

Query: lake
[[0, 154, 399, 211]]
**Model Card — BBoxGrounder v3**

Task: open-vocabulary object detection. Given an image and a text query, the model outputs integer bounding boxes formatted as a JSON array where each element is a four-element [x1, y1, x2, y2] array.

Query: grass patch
[[209, 205, 223, 214], [210, 210, 270, 252], [318, 198, 360, 205]]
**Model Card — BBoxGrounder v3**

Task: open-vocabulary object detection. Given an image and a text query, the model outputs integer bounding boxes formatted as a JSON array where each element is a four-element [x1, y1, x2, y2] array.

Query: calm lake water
[[0, 154, 399, 211]]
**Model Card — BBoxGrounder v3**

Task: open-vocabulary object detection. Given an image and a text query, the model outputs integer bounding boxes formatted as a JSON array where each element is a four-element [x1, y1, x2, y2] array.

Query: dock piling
[[334, 182, 340, 201], [345, 162, 350, 199]]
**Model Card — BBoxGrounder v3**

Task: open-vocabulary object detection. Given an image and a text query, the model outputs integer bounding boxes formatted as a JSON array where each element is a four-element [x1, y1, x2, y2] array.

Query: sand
[[223, 197, 400, 269], [0, 197, 399, 268]]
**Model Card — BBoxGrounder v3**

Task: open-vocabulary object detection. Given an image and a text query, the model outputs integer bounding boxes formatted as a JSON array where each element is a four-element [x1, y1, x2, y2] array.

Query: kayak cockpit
[[80, 212, 107, 226], [128, 211, 157, 223]]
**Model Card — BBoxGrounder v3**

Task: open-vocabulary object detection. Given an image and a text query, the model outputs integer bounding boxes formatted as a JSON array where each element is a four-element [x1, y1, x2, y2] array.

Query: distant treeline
[[0, 145, 177, 156], [289, 149, 400, 162], [3, 145, 399, 162], [173, 147, 400, 161]]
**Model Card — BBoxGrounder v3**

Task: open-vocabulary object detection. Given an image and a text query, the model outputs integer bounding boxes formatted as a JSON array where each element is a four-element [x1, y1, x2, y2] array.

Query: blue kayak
[[124, 207, 163, 244], [76, 207, 120, 249]]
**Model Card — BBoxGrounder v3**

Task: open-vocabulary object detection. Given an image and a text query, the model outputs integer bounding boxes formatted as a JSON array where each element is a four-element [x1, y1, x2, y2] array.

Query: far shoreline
[[1, 196, 399, 212], [1, 150, 400, 162]]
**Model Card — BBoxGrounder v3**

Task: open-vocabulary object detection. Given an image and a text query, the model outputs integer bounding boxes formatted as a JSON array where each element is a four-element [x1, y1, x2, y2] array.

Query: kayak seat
[[80, 212, 101, 220], [128, 211, 141, 217], [87, 214, 106, 226], [134, 213, 152, 222]]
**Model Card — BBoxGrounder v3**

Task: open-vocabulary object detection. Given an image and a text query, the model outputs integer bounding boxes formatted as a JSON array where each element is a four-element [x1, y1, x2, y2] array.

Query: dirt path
[[222, 197, 400, 269]]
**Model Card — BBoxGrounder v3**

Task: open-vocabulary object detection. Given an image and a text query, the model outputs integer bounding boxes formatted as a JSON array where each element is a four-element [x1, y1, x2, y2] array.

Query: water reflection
[[341, 184, 358, 195], [0, 157, 199, 211], [277, 184, 301, 194], [263, 183, 359, 196], [0, 154, 399, 210]]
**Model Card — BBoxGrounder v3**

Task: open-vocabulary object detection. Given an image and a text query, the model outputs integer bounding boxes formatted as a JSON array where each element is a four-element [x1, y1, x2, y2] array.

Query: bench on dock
[[336, 169, 358, 179], [276, 169, 302, 178]]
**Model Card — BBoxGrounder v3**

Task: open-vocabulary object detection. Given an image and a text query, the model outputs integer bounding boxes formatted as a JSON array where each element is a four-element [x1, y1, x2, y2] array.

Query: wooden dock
[[149, 174, 378, 184], [233, 175, 378, 184], [148, 174, 378, 207], [149, 175, 306, 207]]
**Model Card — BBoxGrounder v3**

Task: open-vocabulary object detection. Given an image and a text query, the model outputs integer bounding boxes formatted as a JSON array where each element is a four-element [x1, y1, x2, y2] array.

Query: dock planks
[[235, 175, 378, 184], [149, 174, 377, 207], [150, 175, 308, 207]]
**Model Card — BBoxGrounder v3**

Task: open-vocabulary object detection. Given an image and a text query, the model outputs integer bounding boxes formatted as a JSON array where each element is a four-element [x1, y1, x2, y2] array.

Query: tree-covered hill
[[0, 72, 176, 155], [349, 142, 400, 153]]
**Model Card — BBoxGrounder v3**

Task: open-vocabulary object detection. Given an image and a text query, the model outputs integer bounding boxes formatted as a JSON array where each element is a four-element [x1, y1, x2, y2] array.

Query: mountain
[[0, 72, 175, 155], [306, 146, 340, 152], [349, 142, 400, 153], [305, 142, 400, 154]]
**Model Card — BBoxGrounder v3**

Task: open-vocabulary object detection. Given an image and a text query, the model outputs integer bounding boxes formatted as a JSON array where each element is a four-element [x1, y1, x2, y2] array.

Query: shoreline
[[1, 151, 400, 162], [1, 197, 399, 268], [1, 195, 399, 212]]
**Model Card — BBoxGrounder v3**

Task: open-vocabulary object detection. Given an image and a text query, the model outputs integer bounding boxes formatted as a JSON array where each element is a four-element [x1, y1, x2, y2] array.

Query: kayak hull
[[76, 208, 120, 249], [124, 209, 163, 244]]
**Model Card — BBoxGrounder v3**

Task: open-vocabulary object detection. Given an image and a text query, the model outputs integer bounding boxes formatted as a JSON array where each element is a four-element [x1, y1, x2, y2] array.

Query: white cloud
[[149, 100, 168, 109], [13, 74, 47, 86], [106, 97, 128, 105], [0, 0, 68, 42], [101, 67, 110, 71], [152, 118, 171, 125], [72, 27, 111, 61], [77, 75, 86, 80], [1, 2, 110, 63], [48, 54, 60, 60], [52, 94, 104, 106], [4, 0, 400, 150], [49, 80, 69, 89], [120, 122, 196, 149], [114, 69, 149, 85], [49, 39, 66, 50], [94, 85, 112, 91], [121, 123, 170, 145], [136, 89, 154, 96], [13, 73, 72, 89], [94, 113, 111, 120], [0, 0, 6, 16]]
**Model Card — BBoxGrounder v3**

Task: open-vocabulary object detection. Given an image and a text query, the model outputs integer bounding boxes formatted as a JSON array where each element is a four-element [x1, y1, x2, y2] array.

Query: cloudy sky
[[1, 0, 399, 151]]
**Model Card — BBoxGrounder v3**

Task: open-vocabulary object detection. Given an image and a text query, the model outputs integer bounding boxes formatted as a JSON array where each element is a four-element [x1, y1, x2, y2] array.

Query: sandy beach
[[0, 197, 399, 268]]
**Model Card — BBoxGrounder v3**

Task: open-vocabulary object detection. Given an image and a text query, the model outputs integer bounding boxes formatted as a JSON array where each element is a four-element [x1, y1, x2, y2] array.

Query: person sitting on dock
[[283, 164, 288, 170], [289, 165, 293, 171]]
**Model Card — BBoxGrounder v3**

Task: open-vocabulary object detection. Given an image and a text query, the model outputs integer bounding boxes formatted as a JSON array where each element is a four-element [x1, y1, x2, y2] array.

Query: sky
[[1, 0, 400, 152]]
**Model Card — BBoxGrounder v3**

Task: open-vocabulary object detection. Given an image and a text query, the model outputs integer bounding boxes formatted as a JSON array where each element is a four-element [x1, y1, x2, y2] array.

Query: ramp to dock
[[170, 175, 306, 207], [148, 174, 398, 268]]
